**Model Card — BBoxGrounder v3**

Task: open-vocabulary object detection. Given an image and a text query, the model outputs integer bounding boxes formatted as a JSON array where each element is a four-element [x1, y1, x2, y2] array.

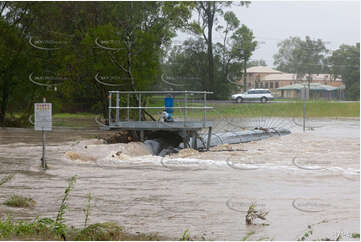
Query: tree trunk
[[0, 81, 9, 124], [206, 3, 214, 93], [243, 58, 247, 92]]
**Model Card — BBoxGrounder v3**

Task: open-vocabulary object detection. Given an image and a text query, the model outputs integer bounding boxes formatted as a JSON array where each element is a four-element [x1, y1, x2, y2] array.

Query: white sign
[[34, 103, 52, 131]]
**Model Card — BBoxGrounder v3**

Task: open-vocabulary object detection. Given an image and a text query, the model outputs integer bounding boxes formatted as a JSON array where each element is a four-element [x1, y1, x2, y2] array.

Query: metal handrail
[[109, 90, 213, 94], [108, 90, 213, 123], [108, 107, 213, 109]]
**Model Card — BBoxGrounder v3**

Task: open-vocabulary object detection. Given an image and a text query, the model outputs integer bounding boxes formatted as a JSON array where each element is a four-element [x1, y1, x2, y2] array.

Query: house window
[[270, 82, 274, 88], [265, 82, 269, 88], [275, 81, 279, 88]]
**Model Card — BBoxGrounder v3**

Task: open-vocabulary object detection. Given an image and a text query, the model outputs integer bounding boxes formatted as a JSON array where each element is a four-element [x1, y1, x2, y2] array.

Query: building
[[240, 66, 344, 99], [277, 83, 345, 100], [244, 66, 283, 90]]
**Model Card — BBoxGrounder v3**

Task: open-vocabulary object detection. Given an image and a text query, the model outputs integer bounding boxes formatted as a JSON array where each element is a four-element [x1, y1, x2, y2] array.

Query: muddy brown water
[[0, 118, 359, 240]]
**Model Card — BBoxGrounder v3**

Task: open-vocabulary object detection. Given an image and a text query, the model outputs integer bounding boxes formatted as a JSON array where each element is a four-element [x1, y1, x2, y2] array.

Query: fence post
[[127, 93, 130, 121], [138, 94, 142, 121], [184, 91, 188, 122], [203, 92, 207, 127], [116, 92, 119, 122], [108, 92, 112, 124]]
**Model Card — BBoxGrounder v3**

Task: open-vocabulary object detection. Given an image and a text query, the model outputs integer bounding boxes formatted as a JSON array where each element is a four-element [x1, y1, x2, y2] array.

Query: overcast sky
[[175, 1, 360, 67]]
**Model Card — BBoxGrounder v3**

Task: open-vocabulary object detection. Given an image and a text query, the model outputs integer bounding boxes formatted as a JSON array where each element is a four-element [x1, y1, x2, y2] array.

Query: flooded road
[[0, 118, 359, 240]]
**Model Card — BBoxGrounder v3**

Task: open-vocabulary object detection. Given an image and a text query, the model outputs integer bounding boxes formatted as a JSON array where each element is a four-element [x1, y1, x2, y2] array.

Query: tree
[[0, 2, 193, 125], [0, 2, 41, 125], [273, 36, 329, 92], [273, 36, 328, 77], [163, 38, 232, 99], [248, 59, 267, 67], [216, 11, 240, 85], [188, 1, 249, 94], [230, 24, 257, 91], [329, 43, 360, 100]]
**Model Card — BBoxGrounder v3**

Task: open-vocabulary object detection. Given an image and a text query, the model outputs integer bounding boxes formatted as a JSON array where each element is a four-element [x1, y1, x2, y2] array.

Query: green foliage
[[230, 24, 257, 90], [248, 59, 267, 67], [83, 193, 92, 228], [4, 195, 36, 208], [74, 222, 124, 241], [52, 174, 77, 239], [297, 225, 313, 241], [329, 43, 360, 100], [273, 36, 328, 77], [0, 2, 193, 125], [164, 38, 232, 99], [0, 217, 60, 240], [180, 229, 192, 241], [188, 2, 250, 95], [56, 175, 77, 225], [164, 10, 258, 99], [231, 24, 257, 62], [0, 217, 165, 240]]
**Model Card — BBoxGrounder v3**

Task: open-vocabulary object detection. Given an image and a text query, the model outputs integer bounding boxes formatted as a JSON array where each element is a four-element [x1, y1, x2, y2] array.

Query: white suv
[[232, 89, 274, 103]]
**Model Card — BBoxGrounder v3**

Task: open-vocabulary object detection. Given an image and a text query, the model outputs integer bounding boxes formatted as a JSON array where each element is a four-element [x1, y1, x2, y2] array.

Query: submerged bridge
[[105, 91, 214, 150]]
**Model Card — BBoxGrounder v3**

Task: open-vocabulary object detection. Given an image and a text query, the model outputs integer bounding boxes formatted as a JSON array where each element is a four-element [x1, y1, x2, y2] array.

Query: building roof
[[262, 73, 342, 82], [277, 83, 344, 91], [263, 73, 298, 81], [246, 66, 283, 74]]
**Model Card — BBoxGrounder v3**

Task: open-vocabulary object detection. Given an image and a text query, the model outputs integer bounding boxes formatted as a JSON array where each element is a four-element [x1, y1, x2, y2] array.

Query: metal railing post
[[184, 91, 188, 122], [203, 92, 207, 126], [108, 92, 112, 124], [127, 94, 130, 121], [116, 92, 119, 122], [138, 94, 142, 121]]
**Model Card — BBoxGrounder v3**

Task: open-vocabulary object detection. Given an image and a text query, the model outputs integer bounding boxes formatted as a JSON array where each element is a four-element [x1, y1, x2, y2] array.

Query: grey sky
[[175, 1, 360, 67]]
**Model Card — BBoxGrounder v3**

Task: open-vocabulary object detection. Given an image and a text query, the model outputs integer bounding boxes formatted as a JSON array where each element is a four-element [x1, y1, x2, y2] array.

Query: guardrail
[[108, 91, 213, 124]]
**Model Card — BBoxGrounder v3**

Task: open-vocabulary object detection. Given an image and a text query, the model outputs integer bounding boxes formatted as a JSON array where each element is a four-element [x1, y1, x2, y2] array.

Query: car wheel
[[236, 97, 243, 103], [260, 97, 268, 103]]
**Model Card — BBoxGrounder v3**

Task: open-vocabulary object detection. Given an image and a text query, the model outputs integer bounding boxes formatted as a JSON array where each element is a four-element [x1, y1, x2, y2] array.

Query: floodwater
[[0, 118, 359, 241]]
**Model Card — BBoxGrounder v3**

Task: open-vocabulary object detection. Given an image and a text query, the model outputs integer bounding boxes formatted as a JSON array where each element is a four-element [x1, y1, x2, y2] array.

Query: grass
[[48, 101, 360, 128], [4, 195, 36, 208], [119, 100, 360, 122], [205, 101, 360, 119], [0, 218, 167, 240], [52, 113, 98, 128], [50, 102, 360, 126], [3, 100, 359, 128]]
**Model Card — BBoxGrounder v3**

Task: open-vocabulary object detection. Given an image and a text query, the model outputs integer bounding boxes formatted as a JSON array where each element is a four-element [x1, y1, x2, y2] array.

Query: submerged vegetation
[[4, 195, 36, 208], [245, 202, 269, 225]]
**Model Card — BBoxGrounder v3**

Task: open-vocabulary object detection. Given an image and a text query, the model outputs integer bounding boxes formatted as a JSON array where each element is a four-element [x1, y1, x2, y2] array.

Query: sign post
[[301, 85, 309, 132], [34, 98, 52, 169]]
